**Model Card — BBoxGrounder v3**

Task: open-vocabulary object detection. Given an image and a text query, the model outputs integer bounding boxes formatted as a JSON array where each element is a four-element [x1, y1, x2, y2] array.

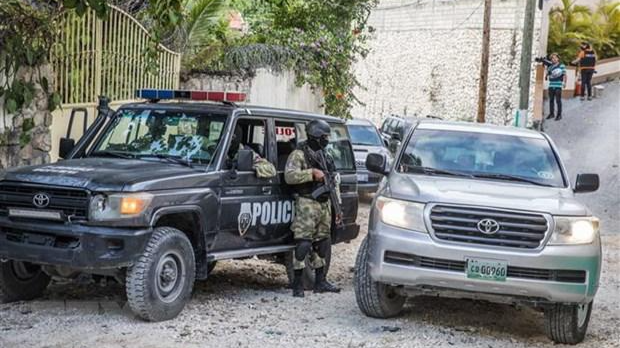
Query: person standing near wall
[[572, 42, 597, 101], [545, 53, 567, 121]]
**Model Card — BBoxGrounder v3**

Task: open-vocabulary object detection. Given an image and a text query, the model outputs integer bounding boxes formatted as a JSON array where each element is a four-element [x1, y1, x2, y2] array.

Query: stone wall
[[0, 65, 54, 169], [181, 69, 324, 114], [353, 0, 547, 126]]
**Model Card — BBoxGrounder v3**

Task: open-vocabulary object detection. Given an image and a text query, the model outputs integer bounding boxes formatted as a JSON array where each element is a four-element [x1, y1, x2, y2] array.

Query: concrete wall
[[353, 0, 548, 126], [181, 69, 324, 114]]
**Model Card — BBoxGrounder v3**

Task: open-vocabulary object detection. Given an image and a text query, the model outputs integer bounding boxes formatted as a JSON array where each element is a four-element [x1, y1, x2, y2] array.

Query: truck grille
[[429, 205, 549, 249], [383, 252, 586, 283], [0, 183, 89, 219]]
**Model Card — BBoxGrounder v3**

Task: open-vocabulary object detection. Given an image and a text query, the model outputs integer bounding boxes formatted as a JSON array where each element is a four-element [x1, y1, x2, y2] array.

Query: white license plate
[[9, 209, 62, 221], [466, 258, 508, 282], [357, 173, 368, 182]]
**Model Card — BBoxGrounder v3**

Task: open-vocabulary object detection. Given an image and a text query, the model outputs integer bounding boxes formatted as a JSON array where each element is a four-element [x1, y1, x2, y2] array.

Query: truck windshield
[[347, 125, 383, 146], [398, 129, 565, 187], [93, 109, 227, 165]]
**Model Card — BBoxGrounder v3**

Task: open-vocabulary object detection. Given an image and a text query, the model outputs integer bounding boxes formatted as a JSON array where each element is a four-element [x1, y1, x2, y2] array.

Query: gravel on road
[[1, 203, 619, 348]]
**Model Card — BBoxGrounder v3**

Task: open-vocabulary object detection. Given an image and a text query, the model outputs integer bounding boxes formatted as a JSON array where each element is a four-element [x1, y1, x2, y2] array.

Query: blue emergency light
[[135, 89, 246, 102]]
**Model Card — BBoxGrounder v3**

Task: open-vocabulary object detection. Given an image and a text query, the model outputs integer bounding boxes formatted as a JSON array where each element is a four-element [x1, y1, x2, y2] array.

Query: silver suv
[[355, 121, 601, 345]]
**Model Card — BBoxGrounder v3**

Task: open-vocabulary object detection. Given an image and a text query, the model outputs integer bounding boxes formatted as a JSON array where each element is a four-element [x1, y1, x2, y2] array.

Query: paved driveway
[[543, 80, 620, 234]]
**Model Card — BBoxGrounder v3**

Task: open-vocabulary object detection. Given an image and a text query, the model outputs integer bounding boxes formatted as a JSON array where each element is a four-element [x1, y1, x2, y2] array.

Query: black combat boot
[[313, 267, 340, 293], [292, 269, 305, 298]]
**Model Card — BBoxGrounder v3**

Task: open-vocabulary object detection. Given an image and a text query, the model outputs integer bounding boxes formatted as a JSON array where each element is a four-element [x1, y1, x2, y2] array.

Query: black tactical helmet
[[306, 120, 331, 139]]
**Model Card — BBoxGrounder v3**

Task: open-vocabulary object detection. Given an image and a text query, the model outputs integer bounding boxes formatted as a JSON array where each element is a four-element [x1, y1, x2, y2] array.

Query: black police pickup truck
[[0, 90, 359, 321]]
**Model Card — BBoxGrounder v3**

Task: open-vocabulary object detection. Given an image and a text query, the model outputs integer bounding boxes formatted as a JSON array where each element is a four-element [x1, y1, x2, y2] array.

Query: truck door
[[217, 116, 283, 250]]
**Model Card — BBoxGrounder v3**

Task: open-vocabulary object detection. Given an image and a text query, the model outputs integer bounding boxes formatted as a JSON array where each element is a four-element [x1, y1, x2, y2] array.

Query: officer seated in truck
[[227, 124, 276, 178]]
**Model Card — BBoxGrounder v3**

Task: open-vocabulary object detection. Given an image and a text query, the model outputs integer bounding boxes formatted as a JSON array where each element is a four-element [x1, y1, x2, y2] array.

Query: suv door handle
[[262, 187, 272, 195]]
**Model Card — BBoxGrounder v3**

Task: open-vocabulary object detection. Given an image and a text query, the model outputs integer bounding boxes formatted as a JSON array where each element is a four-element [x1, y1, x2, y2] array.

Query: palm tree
[[182, 0, 229, 53], [548, 0, 593, 63], [591, 0, 620, 58], [548, 0, 620, 62]]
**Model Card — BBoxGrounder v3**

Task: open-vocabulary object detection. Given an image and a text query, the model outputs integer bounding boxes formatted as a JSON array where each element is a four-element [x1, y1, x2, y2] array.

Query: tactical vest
[[292, 143, 335, 203], [580, 50, 596, 69]]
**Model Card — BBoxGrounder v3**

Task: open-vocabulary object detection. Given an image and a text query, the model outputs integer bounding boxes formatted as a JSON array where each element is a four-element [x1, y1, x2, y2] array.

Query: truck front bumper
[[368, 221, 602, 305], [0, 217, 152, 270]]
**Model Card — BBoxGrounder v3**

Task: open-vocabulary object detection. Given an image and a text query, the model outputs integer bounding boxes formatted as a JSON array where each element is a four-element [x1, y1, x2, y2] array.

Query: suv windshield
[[93, 108, 227, 165], [348, 124, 383, 146], [398, 129, 565, 187]]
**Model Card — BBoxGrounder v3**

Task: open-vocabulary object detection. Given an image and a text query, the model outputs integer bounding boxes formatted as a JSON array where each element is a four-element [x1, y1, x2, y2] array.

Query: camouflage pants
[[291, 196, 331, 270]]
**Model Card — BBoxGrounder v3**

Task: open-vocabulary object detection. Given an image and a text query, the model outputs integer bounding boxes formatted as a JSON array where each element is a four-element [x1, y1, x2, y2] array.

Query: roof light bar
[[135, 89, 246, 103]]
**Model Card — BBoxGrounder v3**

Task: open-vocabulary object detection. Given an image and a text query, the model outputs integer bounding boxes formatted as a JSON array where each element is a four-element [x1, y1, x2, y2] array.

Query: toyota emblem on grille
[[477, 218, 500, 235], [32, 193, 51, 208]]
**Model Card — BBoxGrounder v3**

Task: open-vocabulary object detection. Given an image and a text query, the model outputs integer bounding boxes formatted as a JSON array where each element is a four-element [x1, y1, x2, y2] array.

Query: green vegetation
[[2, 0, 376, 118], [548, 0, 620, 63], [182, 0, 378, 118]]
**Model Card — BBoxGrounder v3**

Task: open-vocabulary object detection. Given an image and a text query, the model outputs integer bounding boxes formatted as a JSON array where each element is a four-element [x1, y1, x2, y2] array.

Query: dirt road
[[1, 203, 619, 348]]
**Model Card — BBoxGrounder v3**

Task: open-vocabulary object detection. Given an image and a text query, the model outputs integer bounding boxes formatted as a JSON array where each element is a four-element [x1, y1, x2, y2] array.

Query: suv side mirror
[[366, 153, 389, 176], [574, 173, 599, 193], [383, 138, 389, 147], [237, 149, 254, 172], [390, 132, 402, 141], [58, 138, 75, 159]]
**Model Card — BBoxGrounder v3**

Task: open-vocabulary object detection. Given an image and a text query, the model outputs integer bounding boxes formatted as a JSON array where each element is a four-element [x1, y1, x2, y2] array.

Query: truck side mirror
[[58, 138, 75, 159], [237, 149, 254, 172], [366, 153, 389, 176], [574, 173, 599, 193], [59, 108, 88, 159]]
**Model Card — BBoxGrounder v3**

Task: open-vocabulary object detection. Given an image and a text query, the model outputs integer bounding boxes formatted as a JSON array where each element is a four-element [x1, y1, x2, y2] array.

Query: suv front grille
[[429, 205, 549, 249], [383, 251, 586, 283], [0, 183, 89, 219]]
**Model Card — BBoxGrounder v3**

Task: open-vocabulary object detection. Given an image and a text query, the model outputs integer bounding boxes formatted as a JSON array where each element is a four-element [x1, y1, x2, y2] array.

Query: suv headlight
[[549, 216, 600, 245], [89, 193, 153, 221], [376, 196, 427, 232]]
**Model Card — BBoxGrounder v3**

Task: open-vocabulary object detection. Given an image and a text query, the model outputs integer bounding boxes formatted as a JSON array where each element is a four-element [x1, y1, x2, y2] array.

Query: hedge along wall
[[353, 0, 547, 126], [0, 63, 54, 169]]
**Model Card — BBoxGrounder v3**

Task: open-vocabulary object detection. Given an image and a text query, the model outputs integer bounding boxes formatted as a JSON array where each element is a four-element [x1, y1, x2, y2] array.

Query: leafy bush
[[548, 0, 620, 63]]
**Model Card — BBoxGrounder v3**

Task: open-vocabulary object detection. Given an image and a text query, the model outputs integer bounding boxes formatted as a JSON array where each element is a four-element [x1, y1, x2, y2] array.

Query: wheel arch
[[150, 206, 209, 277]]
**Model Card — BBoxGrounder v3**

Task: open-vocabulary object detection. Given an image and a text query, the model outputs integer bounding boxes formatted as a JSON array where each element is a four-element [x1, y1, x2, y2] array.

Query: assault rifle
[[308, 148, 344, 228]]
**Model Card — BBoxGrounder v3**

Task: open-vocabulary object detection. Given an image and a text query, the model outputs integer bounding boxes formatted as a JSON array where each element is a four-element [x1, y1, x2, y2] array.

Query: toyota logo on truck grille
[[477, 218, 500, 235], [32, 193, 51, 208]]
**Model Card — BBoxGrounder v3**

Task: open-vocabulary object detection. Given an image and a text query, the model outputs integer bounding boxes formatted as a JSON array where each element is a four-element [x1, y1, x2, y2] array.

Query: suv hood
[[1, 158, 205, 192], [387, 173, 589, 216]]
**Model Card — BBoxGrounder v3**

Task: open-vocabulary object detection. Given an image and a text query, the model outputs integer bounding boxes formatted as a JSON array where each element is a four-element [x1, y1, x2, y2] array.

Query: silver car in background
[[346, 119, 392, 194], [355, 120, 601, 345]]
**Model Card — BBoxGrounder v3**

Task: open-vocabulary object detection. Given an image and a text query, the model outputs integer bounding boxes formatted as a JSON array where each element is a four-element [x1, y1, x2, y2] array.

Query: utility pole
[[476, 0, 492, 123], [517, 0, 537, 127]]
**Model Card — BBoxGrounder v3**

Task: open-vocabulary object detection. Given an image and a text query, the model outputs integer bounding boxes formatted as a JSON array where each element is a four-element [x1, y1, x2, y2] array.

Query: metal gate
[[51, 5, 181, 106]]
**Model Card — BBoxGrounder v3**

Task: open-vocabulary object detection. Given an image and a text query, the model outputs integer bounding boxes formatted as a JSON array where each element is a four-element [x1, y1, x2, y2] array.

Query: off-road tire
[[544, 301, 593, 344], [284, 245, 331, 290], [0, 261, 51, 303], [126, 227, 195, 322], [354, 237, 405, 318]]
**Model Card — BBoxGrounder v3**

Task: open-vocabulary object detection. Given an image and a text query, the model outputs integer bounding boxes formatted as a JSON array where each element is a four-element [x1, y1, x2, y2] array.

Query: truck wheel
[[0, 260, 51, 303], [544, 301, 593, 344], [284, 245, 331, 290], [354, 237, 405, 318], [126, 227, 195, 322]]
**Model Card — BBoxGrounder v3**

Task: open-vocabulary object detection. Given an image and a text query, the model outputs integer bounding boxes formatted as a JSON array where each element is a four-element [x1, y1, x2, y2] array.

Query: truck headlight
[[376, 196, 427, 232], [89, 193, 153, 221], [549, 216, 600, 245]]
